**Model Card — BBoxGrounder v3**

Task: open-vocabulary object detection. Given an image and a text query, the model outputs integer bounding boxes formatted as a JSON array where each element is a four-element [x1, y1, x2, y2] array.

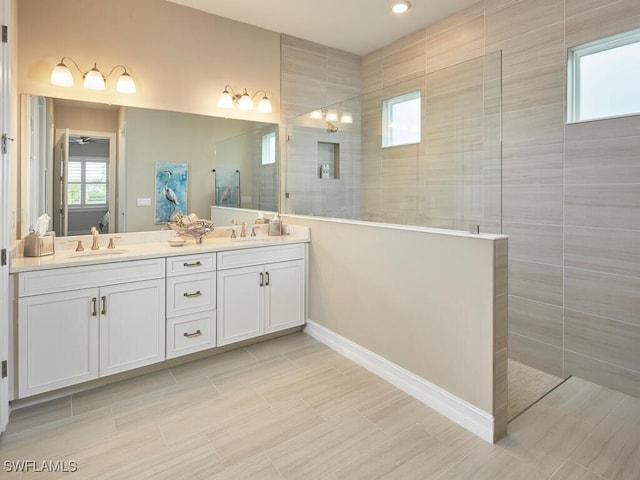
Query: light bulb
[[326, 109, 339, 121], [310, 110, 323, 119], [83, 64, 105, 90], [258, 95, 272, 113], [116, 72, 136, 94], [218, 89, 234, 108], [50, 62, 74, 87], [238, 90, 253, 110], [340, 112, 353, 124], [392, 1, 411, 14]]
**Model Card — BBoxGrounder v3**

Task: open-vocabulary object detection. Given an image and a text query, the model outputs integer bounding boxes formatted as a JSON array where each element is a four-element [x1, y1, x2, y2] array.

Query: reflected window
[[382, 90, 421, 147], [68, 157, 108, 206], [568, 28, 640, 122], [262, 131, 276, 165]]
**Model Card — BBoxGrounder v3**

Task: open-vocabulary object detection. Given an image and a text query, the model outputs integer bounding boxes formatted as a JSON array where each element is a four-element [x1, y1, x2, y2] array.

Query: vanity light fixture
[[50, 57, 137, 93], [309, 108, 353, 124], [391, 0, 411, 14], [218, 85, 273, 113]]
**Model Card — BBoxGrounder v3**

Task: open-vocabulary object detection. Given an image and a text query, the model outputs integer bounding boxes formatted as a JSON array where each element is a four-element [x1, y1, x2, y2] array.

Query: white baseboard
[[304, 320, 496, 443]]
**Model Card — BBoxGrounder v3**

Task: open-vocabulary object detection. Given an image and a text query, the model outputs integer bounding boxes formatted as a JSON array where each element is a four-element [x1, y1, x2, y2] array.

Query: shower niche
[[318, 141, 340, 180]]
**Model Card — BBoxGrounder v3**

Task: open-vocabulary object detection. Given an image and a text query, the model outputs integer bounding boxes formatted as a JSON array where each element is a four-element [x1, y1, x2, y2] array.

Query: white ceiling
[[165, 0, 479, 56]]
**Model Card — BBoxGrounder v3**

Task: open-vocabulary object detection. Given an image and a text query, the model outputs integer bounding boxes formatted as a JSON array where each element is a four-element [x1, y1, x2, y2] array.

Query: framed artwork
[[154, 162, 188, 223], [214, 169, 240, 207]]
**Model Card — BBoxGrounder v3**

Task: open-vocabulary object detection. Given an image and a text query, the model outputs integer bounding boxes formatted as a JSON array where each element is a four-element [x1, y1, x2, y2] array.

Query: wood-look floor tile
[[335, 424, 469, 480], [3, 396, 71, 437], [508, 359, 563, 420], [499, 377, 624, 475], [71, 369, 176, 415], [548, 461, 604, 480], [169, 347, 256, 384], [209, 355, 298, 395], [267, 411, 389, 480], [209, 454, 284, 480], [112, 377, 219, 432], [437, 441, 546, 480], [245, 332, 320, 361], [157, 387, 270, 446], [208, 399, 325, 466], [0, 407, 116, 461], [357, 389, 435, 437], [569, 395, 640, 480]]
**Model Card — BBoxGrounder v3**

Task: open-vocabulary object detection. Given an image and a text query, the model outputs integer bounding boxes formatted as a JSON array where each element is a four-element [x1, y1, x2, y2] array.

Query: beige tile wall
[[358, 0, 640, 396]]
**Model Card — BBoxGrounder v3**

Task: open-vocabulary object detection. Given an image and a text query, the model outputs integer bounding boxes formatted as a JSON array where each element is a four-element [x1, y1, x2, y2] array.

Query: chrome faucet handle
[[90, 226, 100, 250], [68, 239, 84, 252], [227, 228, 237, 239], [107, 236, 122, 249]]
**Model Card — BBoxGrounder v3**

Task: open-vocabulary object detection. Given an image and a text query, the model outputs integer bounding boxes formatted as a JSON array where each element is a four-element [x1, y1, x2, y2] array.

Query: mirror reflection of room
[[22, 95, 278, 236]]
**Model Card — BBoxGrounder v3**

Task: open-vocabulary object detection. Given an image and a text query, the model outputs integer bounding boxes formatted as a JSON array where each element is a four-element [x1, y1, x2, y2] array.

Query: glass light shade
[[238, 92, 253, 110], [116, 72, 136, 94], [326, 109, 339, 121], [310, 110, 323, 119], [218, 90, 234, 108], [83, 67, 105, 90], [340, 112, 353, 124], [392, 1, 411, 13], [51, 63, 74, 87], [257, 95, 272, 113]]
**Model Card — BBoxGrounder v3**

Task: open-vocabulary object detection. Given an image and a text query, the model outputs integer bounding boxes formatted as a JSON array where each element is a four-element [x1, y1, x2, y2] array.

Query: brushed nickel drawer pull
[[101, 296, 107, 315], [265, 271, 270, 286], [183, 261, 202, 267], [183, 290, 202, 298], [259, 272, 264, 286], [91, 297, 97, 317], [183, 330, 202, 338]]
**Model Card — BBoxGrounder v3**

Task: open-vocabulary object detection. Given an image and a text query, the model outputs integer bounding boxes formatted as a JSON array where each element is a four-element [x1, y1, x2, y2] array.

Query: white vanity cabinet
[[17, 259, 165, 398], [165, 253, 216, 359], [216, 244, 305, 346]]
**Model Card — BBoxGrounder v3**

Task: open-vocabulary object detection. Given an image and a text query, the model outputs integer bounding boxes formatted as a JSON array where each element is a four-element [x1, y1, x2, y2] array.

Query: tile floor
[[1, 332, 638, 479], [507, 359, 564, 420]]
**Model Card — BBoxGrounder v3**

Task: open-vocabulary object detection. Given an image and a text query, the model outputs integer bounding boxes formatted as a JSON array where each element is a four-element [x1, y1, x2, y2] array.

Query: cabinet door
[[18, 288, 99, 397], [217, 265, 264, 346], [265, 259, 305, 333], [99, 279, 165, 377]]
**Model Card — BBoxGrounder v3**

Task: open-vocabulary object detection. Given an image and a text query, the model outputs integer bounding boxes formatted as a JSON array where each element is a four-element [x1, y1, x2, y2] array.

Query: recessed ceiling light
[[391, 0, 411, 14]]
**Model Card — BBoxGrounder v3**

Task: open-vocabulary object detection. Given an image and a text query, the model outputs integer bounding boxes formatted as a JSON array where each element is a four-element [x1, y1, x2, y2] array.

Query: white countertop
[[10, 227, 310, 273]]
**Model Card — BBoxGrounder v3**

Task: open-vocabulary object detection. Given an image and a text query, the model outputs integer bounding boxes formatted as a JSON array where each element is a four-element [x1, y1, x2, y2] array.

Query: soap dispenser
[[268, 214, 282, 236]]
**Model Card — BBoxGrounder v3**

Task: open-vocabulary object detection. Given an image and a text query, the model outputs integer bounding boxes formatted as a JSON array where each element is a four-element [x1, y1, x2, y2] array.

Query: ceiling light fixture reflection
[[391, 0, 411, 14], [218, 85, 273, 113]]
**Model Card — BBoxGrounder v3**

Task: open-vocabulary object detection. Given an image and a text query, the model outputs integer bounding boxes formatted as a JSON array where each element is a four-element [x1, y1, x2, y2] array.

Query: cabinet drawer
[[167, 310, 216, 359], [18, 259, 165, 297], [217, 244, 305, 270], [166, 253, 216, 276], [166, 272, 215, 317]]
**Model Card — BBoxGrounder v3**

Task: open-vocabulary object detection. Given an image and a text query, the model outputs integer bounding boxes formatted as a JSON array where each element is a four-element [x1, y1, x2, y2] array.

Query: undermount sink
[[67, 249, 128, 258]]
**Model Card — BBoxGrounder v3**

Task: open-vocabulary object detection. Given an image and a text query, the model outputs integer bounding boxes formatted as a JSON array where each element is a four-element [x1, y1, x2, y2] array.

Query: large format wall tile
[[501, 64, 564, 113], [565, 351, 640, 399], [509, 332, 563, 377], [565, 226, 640, 278], [565, 0, 640, 47], [502, 103, 565, 148], [502, 222, 563, 265], [502, 185, 563, 225], [502, 144, 564, 185], [565, 185, 640, 230], [565, 309, 640, 374], [509, 260, 563, 307], [427, 15, 485, 73], [509, 296, 563, 348], [565, 268, 640, 326], [485, 0, 564, 45], [565, 135, 640, 185]]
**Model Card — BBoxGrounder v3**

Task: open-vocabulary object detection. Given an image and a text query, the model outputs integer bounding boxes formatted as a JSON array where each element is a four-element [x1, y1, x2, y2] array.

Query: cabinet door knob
[[183, 330, 202, 338], [101, 296, 107, 315], [91, 297, 97, 317], [183, 261, 202, 267], [183, 290, 202, 298]]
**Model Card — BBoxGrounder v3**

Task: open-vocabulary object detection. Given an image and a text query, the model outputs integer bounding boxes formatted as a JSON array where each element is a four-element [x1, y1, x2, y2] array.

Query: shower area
[[284, 51, 564, 421]]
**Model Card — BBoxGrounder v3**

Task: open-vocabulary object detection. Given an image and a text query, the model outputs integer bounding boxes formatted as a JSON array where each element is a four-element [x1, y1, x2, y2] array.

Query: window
[[67, 157, 108, 207], [568, 28, 640, 122], [261, 131, 276, 165], [382, 90, 421, 147]]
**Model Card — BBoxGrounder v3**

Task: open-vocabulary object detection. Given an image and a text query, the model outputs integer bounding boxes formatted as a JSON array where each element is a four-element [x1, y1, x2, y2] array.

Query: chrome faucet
[[91, 226, 100, 250], [240, 221, 248, 237]]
